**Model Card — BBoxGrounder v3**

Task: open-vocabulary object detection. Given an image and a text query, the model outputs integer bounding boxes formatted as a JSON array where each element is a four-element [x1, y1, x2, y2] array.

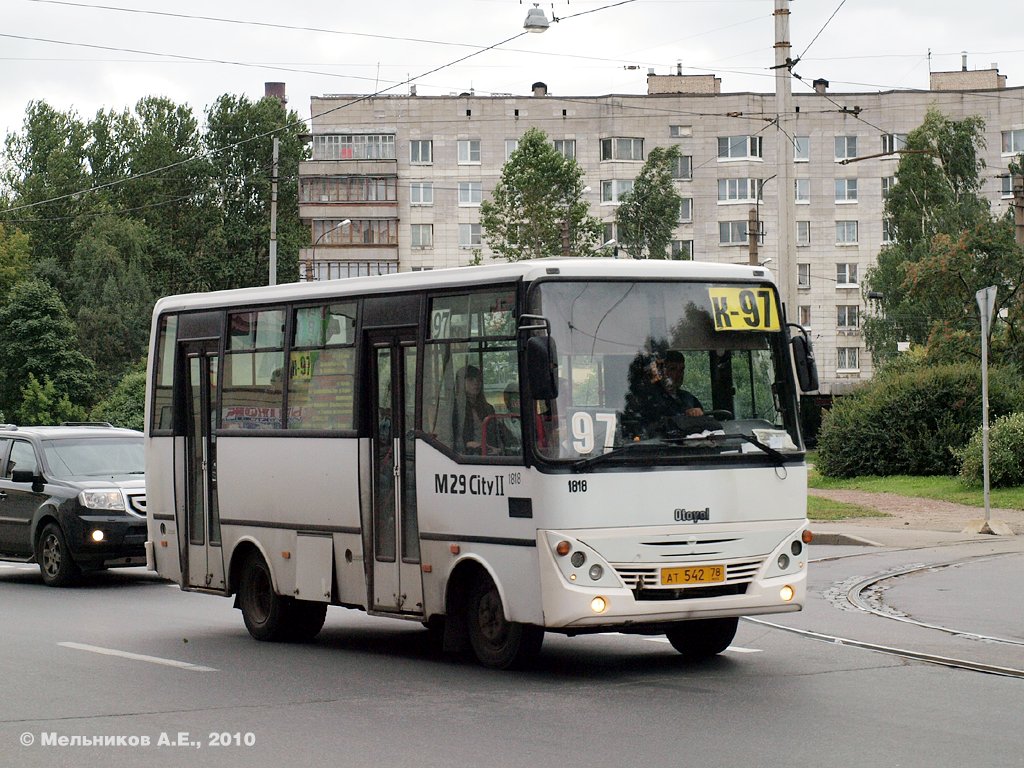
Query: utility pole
[[773, 0, 796, 312], [268, 137, 279, 286], [748, 207, 760, 265], [1013, 171, 1024, 246]]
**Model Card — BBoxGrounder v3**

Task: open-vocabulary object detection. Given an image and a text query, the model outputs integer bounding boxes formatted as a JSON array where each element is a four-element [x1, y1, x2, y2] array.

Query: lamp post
[[523, 4, 552, 31], [308, 219, 351, 281]]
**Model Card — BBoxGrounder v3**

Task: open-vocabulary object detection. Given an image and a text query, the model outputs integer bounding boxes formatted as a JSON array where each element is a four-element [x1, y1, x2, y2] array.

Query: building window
[[798, 305, 811, 326], [835, 178, 858, 202], [798, 263, 811, 289], [601, 137, 644, 161], [1002, 129, 1024, 155], [1001, 175, 1015, 198], [837, 305, 860, 329], [835, 135, 858, 161], [458, 181, 482, 206], [835, 220, 859, 245], [719, 220, 761, 246], [600, 179, 634, 204], [457, 139, 481, 164], [669, 125, 692, 138], [300, 176, 397, 203], [795, 178, 810, 204], [672, 155, 693, 180], [410, 224, 433, 248], [459, 223, 482, 248], [313, 218, 398, 246], [882, 176, 896, 199], [881, 133, 907, 155], [307, 261, 398, 281], [718, 178, 762, 202], [670, 240, 693, 260], [505, 139, 519, 160], [796, 220, 811, 246], [679, 198, 693, 223], [882, 216, 896, 243], [410, 139, 433, 165], [837, 347, 860, 371], [836, 263, 859, 287], [410, 182, 433, 206], [553, 139, 576, 159], [313, 134, 396, 161], [794, 136, 810, 162], [718, 135, 763, 160]]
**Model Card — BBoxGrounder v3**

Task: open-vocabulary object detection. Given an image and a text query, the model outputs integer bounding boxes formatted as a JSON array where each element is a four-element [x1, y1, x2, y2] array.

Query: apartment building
[[297, 67, 1023, 395]]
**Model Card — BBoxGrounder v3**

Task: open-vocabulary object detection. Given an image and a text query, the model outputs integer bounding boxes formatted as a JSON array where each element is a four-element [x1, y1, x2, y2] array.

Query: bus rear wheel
[[466, 577, 543, 669], [664, 617, 738, 661], [238, 552, 292, 642]]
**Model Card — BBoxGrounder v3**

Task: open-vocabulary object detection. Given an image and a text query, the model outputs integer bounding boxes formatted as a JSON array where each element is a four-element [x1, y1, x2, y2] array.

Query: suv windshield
[[527, 280, 801, 464], [42, 437, 145, 480]]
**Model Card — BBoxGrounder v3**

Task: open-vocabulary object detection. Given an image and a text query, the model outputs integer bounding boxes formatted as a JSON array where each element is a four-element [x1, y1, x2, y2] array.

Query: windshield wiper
[[572, 440, 678, 471]]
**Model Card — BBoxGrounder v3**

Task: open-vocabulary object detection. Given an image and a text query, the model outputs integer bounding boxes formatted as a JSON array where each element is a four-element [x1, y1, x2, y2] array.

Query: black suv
[[0, 423, 146, 586]]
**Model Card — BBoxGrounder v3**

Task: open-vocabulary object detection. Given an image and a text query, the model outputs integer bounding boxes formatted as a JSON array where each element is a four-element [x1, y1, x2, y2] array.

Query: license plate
[[660, 564, 725, 586]]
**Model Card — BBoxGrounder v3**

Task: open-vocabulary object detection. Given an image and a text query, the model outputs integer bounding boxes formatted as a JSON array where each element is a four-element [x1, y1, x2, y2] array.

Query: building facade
[[298, 68, 1024, 395]]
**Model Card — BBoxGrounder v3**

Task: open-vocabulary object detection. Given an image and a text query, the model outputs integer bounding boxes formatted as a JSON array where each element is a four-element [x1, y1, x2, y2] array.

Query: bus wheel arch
[[448, 559, 543, 669]]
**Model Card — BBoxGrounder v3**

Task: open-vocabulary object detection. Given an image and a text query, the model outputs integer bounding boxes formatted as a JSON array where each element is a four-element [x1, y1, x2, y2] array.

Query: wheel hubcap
[[478, 588, 507, 643], [42, 534, 61, 576]]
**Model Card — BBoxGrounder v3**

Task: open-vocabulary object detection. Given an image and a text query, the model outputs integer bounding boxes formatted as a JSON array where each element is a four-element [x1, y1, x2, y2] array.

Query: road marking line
[[644, 637, 762, 653], [58, 642, 217, 672]]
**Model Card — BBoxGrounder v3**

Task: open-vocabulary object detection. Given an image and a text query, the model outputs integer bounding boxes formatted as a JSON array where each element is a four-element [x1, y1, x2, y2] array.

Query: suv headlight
[[79, 490, 125, 511]]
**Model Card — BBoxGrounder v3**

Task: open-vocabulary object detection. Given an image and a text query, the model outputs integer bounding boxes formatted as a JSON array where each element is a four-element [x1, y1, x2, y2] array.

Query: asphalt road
[[1, 545, 1021, 768]]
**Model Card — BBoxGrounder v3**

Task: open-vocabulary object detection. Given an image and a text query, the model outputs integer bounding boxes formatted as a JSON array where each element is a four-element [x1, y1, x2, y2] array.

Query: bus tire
[[664, 617, 738, 661], [288, 600, 328, 642], [37, 523, 81, 587], [466, 576, 543, 669], [238, 551, 291, 642]]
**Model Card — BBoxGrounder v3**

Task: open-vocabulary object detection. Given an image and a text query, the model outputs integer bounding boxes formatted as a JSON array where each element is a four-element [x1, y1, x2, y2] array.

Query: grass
[[808, 468, 1024, 510], [807, 495, 889, 521]]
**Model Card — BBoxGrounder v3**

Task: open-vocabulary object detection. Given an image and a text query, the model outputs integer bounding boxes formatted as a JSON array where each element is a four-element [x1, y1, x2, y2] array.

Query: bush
[[815, 363, 1024, 478], [956, 412, 1024, 488]]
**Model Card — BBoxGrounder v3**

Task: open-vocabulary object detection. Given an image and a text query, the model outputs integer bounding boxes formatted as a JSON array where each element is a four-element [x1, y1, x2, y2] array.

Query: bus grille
[[613, 557, 764, 600]]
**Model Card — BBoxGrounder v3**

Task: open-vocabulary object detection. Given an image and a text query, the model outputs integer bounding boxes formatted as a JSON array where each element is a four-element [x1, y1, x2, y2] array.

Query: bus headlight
[[590, 596, 608, 614], [588, 564, 604, 581], [780, 585, 795, 602], [777, 554, 790, 570]]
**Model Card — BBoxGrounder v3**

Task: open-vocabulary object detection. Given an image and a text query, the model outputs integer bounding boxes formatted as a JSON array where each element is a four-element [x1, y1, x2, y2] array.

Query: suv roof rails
[[59, 421, 114, 428], [0, 424, 18, 430]]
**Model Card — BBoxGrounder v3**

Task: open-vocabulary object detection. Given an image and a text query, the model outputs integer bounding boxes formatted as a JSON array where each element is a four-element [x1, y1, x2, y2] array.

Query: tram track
[[747, 549, 1024, 679]]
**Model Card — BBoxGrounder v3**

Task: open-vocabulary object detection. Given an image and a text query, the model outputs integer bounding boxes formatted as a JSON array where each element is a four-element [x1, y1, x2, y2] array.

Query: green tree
[[202, 94, 308, 288], [614, 145, 684, 259], [90, 366, 146, 431], [863, 108, 1023, 368], [16, 373, 87, 425], [480, 127, 602, 261], [67, 215, 155, 390], [0, 222, 32, 299], [0, 279, 95, 417]]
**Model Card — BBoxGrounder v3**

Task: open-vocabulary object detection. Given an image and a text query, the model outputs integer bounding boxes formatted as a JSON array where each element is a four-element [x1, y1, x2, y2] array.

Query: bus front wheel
[[664, 617, 738, 661], [238, 552, 292, 642], [466, 577, 543, 669]]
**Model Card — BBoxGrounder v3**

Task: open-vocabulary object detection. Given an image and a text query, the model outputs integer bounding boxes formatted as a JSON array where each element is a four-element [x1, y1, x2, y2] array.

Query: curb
[[809, 532, 883, 547]]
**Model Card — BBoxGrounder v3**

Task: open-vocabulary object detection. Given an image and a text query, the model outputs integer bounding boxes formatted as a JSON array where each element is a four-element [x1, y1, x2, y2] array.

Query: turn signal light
[[802, 529, 814, 544], [555, 540, 571, 557]]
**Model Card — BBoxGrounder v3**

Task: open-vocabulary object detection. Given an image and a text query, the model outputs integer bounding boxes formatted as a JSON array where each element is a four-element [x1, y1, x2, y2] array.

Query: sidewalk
[[807, 487, 1022, 547]]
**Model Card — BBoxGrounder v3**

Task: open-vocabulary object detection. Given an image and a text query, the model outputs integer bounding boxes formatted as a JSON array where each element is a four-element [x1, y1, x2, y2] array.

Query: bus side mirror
[[791, 334, 819, 392], [526, 336, 559, 401]]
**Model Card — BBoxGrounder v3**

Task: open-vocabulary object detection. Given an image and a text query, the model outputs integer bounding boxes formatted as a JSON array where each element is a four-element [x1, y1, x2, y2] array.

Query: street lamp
[[523, 4, 551, 32], [308, 219, 351, 281]]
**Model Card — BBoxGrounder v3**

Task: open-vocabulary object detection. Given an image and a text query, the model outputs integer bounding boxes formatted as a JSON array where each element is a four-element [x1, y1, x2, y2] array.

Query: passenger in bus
[[454, 365, 496, 454]]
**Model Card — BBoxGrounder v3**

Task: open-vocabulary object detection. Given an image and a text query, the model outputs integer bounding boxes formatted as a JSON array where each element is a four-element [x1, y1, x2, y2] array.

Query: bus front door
[[369, 330, 423, 615], [181, 341, 225, 591]]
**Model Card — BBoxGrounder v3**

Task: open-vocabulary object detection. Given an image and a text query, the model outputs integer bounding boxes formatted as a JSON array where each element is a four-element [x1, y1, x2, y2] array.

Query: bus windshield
[[528, 279, 801, 464]]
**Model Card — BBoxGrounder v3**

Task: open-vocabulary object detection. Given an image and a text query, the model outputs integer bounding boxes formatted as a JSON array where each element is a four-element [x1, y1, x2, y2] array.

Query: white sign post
[[970, 286, 1012, 536]]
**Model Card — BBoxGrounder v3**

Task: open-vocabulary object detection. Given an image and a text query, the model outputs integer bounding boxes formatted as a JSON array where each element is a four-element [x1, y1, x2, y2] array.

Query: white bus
[[144, 258, 818, 668]]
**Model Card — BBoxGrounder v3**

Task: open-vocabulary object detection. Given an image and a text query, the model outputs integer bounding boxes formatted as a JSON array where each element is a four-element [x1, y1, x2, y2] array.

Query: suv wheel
[[38, 523, 81, 587]]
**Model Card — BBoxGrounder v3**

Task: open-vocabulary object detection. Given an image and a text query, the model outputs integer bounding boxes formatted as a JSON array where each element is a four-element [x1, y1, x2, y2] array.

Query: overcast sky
[[3, 0, 1023, 140]]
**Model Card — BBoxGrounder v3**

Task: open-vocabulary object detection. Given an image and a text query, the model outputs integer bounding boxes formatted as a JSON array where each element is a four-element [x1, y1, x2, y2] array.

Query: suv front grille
[[126, 493, 147, 517]]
